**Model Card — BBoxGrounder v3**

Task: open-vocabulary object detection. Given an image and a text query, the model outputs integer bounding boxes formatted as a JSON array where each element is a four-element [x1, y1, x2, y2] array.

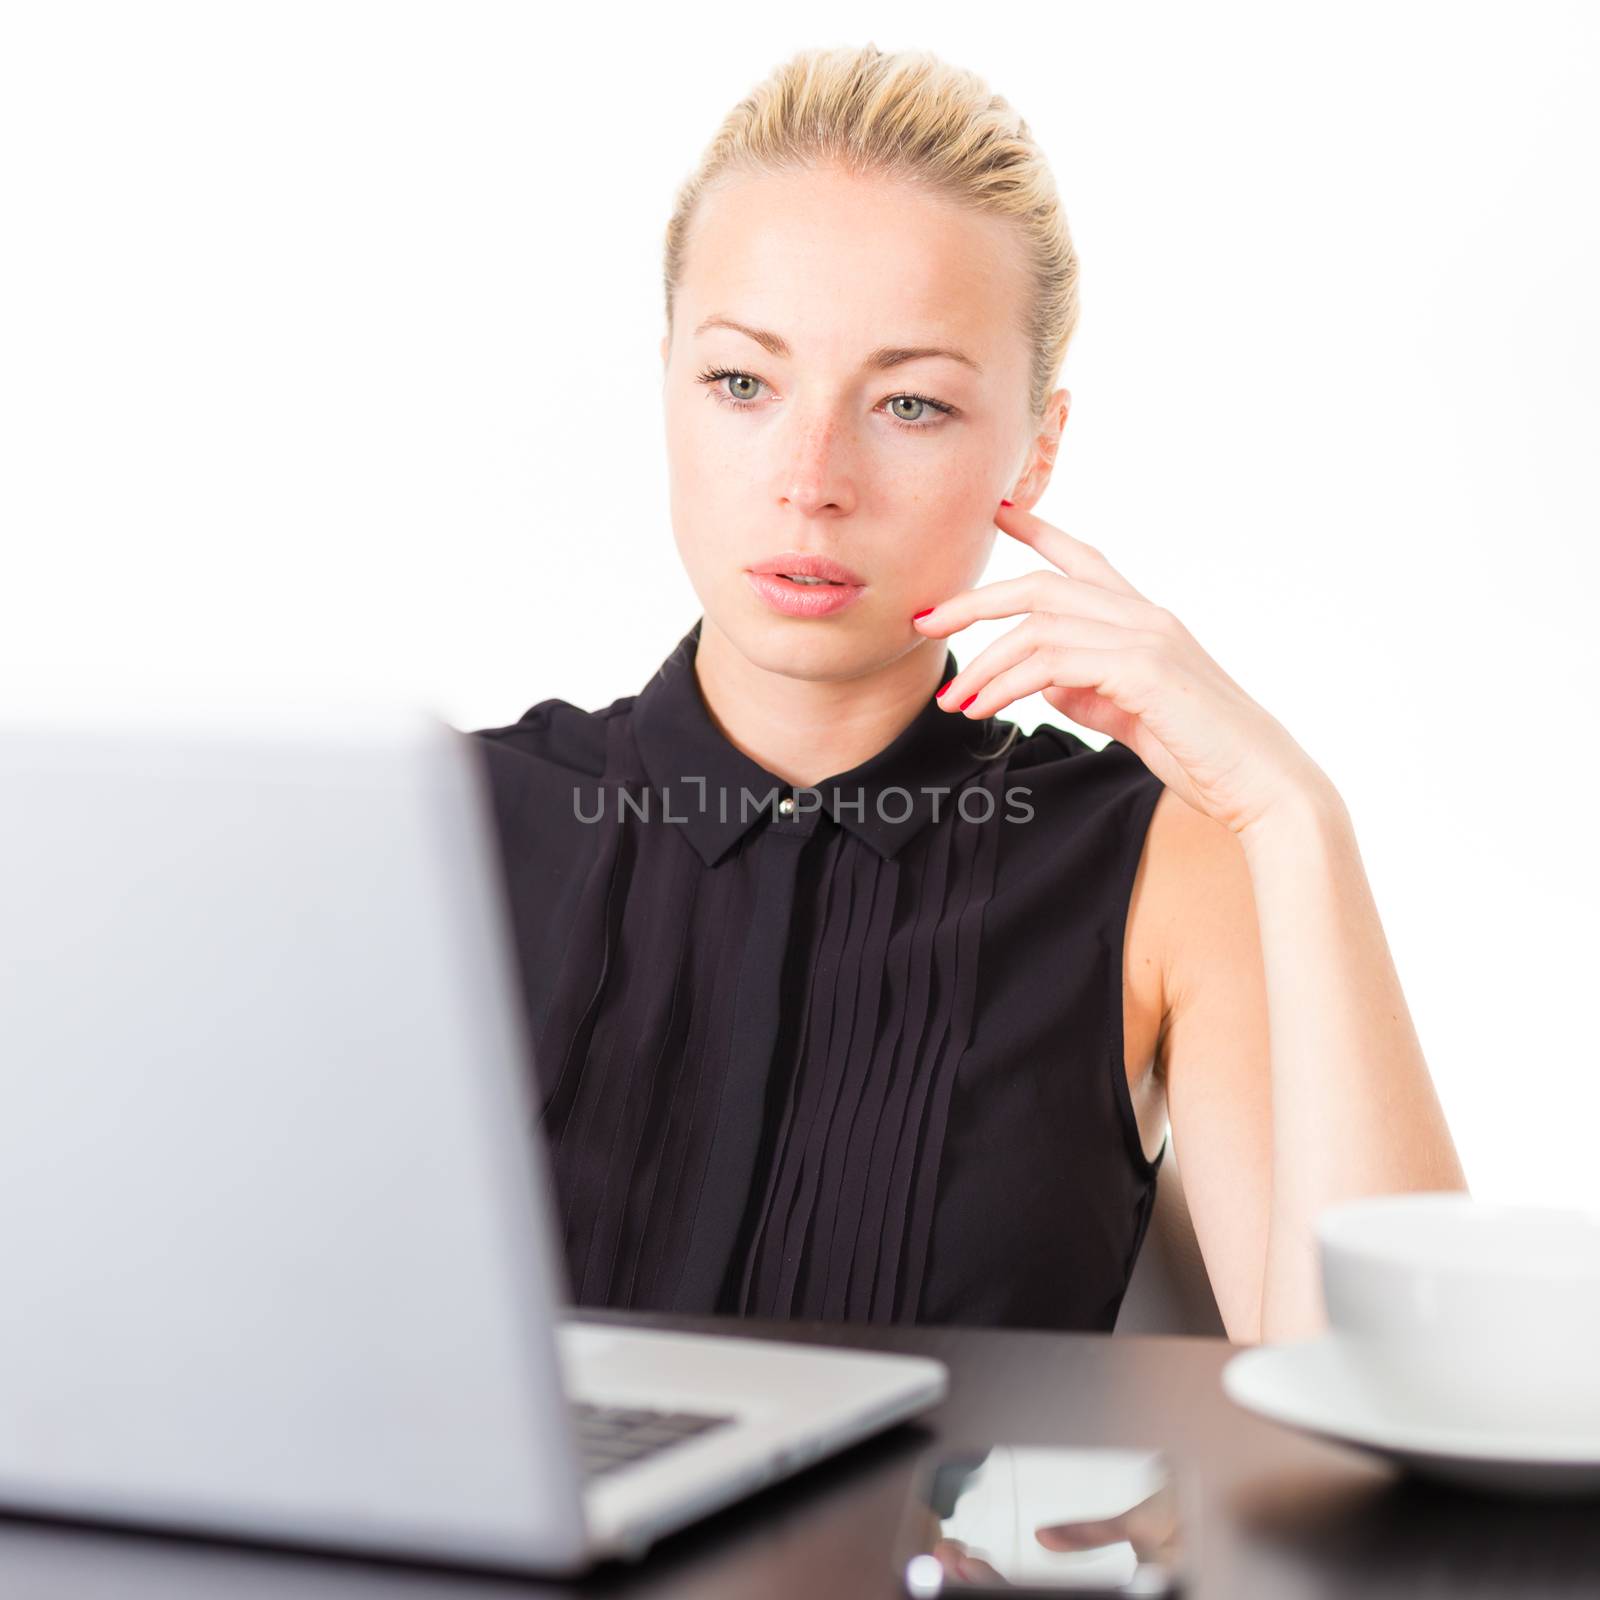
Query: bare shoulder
[[1125, 786, 1258, 1067]]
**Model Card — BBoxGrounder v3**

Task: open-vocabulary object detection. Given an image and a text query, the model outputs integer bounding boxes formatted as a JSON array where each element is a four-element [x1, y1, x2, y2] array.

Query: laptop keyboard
[[571, 1400, 734, 1480]]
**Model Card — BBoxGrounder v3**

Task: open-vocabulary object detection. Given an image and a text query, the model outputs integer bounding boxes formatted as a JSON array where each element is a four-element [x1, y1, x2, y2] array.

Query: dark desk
[[1, 1309, 1595, 1598]]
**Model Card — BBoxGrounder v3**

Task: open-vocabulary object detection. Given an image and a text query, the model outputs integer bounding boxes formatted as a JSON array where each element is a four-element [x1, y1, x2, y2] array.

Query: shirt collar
[[631, 617, 1006, 867]]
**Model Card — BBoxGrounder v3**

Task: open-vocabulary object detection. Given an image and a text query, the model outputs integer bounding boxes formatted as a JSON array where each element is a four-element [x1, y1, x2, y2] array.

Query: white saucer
[[1221, 1334, 1600, 1498]]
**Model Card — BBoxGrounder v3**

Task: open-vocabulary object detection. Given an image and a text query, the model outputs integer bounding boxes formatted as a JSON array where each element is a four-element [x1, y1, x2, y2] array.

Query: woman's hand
[[912, 501, 1330, 838], [921, 1484, 1180, 1585], [1032, 1483, 1180, 1560]]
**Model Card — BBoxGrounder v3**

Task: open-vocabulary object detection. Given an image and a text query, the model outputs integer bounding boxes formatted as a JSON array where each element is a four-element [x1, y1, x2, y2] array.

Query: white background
[[3, 2, 1596, 1208]]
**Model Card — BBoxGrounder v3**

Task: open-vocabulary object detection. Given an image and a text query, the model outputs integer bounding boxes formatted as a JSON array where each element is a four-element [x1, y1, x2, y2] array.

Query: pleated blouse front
[[469, 617, 1168, 1333]]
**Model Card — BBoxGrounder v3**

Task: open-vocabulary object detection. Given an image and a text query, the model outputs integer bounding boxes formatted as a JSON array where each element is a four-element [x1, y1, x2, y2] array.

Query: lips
[[744, 568, 868, 618], [746, 551, 867, 587]]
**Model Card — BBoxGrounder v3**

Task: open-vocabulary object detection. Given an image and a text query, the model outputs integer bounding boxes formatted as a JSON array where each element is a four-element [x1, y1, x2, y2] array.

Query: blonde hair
[[661, 42, 1081, 434], [664, 43, 1077, 761]]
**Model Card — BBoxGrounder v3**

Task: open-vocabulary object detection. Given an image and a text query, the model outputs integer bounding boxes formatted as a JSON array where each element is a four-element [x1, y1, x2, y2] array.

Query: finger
[[914, 570, 1151, 639], [930, 1538, 979, 1579], [1036, 1516, 1135, 1552], [938, 614, 1157, 711], [950, 643, 1165, 721], [958, 1553, 1008, 1583], [997, 501, 1151, 602]]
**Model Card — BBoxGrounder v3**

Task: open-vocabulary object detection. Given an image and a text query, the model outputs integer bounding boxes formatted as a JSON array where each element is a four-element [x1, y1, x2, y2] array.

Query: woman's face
[[660, 163, 1063, 683]]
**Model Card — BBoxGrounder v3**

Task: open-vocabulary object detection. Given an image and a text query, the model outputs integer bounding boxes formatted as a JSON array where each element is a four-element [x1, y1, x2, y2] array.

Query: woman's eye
[[698, 368, 766, 404], [695, 368, 954, 432]]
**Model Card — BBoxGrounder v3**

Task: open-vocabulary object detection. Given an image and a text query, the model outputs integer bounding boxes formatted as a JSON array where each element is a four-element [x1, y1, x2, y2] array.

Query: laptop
[[0, 701, 947, 1575]]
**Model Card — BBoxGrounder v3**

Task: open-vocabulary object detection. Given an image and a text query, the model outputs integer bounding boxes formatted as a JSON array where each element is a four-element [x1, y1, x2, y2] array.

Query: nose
[[776, 414, 857, 517]]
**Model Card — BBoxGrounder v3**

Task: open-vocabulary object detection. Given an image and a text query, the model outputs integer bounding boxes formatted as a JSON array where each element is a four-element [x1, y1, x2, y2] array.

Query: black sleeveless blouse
[[468, 617, 1168, 1333]]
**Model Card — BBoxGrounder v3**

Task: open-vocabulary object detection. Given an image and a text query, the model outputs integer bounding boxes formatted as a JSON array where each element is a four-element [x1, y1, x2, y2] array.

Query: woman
[[471, 44, 1467, 1344]]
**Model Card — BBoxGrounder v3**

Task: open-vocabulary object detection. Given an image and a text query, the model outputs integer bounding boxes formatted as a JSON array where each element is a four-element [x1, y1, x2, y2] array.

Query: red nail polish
[[959, 693, 978, 710], [912, 607, 934, 620], [1000, 498, 1014, 507], [937, 679, 953, 697]]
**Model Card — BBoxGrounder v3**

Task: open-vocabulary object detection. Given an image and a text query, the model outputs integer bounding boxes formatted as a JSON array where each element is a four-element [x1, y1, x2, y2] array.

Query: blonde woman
[[472, 44, 1466, 1344]]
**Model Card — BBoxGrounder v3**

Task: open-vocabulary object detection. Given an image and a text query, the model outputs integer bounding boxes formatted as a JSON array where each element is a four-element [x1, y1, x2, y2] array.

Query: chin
[[708, 597, 919, 686]]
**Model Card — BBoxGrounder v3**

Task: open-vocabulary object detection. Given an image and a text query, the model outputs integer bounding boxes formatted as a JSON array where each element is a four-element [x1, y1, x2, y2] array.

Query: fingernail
[[936, 679, 954, 698], [959, 693, 978, 710], [912, 607, 934, 620], [1000, 498, 1014, 507]]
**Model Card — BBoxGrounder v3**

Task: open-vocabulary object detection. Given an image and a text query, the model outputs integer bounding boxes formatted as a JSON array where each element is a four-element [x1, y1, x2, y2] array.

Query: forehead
[[679, 165, 1031, 359]]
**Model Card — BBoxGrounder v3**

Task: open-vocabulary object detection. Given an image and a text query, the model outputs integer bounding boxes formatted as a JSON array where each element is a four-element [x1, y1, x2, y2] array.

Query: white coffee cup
[[1315, 1191, 1600, 1438]]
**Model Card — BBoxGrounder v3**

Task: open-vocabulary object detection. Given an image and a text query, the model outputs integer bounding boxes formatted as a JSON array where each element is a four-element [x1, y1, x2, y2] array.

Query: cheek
[[882, 451, 996, 565], [875, 526, 991, 613], [668, 501, 736, 580], [879, 416, 1006, 508], [664, 392, 748, 495], [664, 453, 741, 579], [935, 532, 995, 600]]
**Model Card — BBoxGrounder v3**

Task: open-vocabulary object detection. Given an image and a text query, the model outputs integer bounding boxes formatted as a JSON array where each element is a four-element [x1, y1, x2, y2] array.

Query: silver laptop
[[0, 701, 947, 1575]]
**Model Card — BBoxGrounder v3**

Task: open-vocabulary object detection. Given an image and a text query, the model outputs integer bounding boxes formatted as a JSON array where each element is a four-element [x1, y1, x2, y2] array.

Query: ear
[[659, 332, 670, 367], [1008, 388, 1071, 508]]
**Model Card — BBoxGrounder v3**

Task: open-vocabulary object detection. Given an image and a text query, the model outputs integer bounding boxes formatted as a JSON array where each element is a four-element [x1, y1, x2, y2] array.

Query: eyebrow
[[694, 314, 983, 375]]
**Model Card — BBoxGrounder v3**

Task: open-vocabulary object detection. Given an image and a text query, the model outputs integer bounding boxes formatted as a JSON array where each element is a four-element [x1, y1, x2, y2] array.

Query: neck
[[690, 616, 947, 790]]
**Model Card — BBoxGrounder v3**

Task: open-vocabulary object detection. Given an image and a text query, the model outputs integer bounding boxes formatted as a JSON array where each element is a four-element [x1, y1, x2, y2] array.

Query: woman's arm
[[1154, 775, 1469, 1345], [910, 500, 1470, 1344], [1238, 775, 1469, 1341]]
